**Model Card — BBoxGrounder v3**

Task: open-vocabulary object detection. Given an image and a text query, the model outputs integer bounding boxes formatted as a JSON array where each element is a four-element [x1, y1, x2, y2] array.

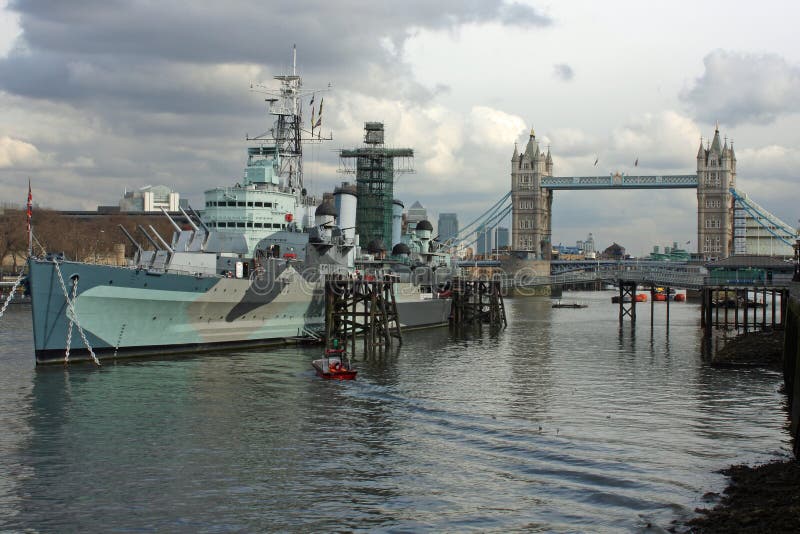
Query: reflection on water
[[0, 292, 790, 532]]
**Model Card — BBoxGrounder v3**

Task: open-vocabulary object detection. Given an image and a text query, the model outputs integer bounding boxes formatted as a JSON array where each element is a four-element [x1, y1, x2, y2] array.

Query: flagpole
[[27, 178, 33, 259]]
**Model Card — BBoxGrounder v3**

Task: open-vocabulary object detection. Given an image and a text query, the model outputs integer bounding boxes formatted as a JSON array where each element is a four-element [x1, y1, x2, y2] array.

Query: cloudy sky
[[0, 0, 798, 255]]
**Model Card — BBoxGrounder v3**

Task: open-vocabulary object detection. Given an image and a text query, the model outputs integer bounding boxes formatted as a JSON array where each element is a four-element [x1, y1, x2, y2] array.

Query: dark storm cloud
[[553, 63, 574, 82], [9, 1, 549, 64], [3, 0, 550, 107], [0, 0, 551, 210], [682, 49, 800, 126]]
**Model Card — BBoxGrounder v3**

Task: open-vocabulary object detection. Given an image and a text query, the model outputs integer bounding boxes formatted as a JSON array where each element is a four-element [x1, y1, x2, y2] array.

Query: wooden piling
[[324, 275, 402, 355]]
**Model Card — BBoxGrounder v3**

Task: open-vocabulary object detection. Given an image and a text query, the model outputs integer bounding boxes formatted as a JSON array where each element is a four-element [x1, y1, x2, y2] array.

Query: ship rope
[[64, 277, 77, 362], [0, 270, 26, 322], [53, 261, 101, 367]]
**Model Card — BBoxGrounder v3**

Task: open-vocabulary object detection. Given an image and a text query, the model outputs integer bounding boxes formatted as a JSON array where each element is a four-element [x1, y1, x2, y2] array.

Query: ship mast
[[248, 46, 330, 192]]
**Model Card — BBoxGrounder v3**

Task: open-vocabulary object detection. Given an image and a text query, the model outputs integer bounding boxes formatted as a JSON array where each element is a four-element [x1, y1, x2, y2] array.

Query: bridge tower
[[511, 128, 553, 257], [696, 125, 736, 259]]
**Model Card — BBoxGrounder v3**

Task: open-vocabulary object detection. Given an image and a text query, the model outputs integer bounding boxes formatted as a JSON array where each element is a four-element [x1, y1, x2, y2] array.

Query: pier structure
[[323, 274, 402, 356], [450, 277, 507, 328], [700, 286, 789, 333]]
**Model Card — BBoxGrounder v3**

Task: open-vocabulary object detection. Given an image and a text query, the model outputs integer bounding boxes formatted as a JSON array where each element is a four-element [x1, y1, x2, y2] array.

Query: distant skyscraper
[[406, 200, 427, 228], [496, 227, 509, 249], [584, 233, 595, 253], [438, 213, 459, 242]]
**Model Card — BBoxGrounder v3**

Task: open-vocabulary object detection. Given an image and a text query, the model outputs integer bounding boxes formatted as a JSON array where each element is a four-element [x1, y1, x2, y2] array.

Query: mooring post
[[618, 282, 624, 324], [781, 290, 788, 327], [704, 288, 714, 337], [650, 285, 655, 330], [724, 292, 729, 330], [666, 286, 670, 326], [772, 289, 777, 329], [701, 287, 707, 329], [743, 290, 748, 333]]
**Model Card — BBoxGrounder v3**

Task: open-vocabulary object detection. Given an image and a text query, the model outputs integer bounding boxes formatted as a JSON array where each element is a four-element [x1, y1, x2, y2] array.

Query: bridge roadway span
[[540, 174, 698, 190], [484, 261, 793, 291]]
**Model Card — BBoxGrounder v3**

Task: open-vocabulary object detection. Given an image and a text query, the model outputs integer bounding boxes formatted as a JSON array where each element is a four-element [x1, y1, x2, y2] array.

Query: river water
[[0, 291, 790, 532]]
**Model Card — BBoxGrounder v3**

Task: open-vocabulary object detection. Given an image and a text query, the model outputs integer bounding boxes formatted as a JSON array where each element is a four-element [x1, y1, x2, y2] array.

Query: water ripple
[[0, 293, 790, 532]]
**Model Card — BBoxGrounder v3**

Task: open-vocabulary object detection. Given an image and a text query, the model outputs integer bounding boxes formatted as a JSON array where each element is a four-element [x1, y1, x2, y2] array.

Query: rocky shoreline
[[711, 329, 784, 370], [680, 329, 799, 532], [685, 460, 800, 533]]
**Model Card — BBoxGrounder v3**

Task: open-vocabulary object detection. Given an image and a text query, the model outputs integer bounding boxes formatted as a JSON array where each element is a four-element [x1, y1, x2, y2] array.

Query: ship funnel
[[334, 182, 357, 243], [392, 199, 404, 247]]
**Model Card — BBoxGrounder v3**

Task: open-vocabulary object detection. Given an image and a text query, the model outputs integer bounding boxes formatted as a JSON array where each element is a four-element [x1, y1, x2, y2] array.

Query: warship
[[28, 51, 453, 365]]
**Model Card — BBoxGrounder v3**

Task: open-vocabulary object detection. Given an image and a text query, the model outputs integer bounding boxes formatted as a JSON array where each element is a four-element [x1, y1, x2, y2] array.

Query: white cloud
[[682, 50, 800, 126], [0, 0, 21, 58], [0, 135, 42, 168], [468, 106, 526, 150]]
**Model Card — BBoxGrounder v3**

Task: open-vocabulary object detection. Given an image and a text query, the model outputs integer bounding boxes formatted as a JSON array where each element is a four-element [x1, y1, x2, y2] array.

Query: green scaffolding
[[340, 123, 413, 247]]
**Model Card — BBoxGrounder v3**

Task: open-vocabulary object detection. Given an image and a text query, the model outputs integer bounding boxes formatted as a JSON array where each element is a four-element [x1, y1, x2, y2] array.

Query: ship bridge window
[[264, 202, 272, 208], [237, 222, 245, 228], [226, 201, 236, 207], [247, 222, 254, 227], [254, 222, 263, 228], [247, 201, 254, 207], [237, 201, 246, 207]]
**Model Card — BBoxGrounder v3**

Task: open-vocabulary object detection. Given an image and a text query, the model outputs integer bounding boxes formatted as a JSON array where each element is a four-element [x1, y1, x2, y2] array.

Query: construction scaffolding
[[339, 122, 414, 246]]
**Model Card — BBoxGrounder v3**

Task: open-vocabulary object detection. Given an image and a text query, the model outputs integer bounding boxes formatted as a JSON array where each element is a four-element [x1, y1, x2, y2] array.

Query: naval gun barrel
[[137, 225, 161, 251], [117, 225, 142, 252]]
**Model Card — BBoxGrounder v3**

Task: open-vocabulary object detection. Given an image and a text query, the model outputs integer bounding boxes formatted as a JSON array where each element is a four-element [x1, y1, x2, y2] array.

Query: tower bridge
[[505, 126, 796, 260], [446, 126, 795, 261]]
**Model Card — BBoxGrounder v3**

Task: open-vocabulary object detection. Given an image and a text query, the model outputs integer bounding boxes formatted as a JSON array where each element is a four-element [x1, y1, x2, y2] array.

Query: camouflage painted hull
[[29, 259, 451, 365]]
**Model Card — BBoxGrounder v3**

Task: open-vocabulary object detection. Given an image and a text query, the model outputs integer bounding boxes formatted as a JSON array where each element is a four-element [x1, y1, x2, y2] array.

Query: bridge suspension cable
[[731, 188, 797, 247], [457, 203, 513, 252], [443, 191, 511, 250]]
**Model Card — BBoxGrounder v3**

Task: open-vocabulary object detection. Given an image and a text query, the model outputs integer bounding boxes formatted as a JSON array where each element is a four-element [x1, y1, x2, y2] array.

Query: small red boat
[[653, 293, 667, 301], [312, 348, 357, 380]]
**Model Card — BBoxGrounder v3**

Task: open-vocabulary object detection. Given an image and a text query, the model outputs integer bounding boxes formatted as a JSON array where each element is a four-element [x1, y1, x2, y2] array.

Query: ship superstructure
[[202, 47, 325, 257]]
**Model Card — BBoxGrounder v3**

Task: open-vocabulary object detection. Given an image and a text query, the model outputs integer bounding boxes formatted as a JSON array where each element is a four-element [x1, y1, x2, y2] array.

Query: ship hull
[[29, 259, 451, 365]]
